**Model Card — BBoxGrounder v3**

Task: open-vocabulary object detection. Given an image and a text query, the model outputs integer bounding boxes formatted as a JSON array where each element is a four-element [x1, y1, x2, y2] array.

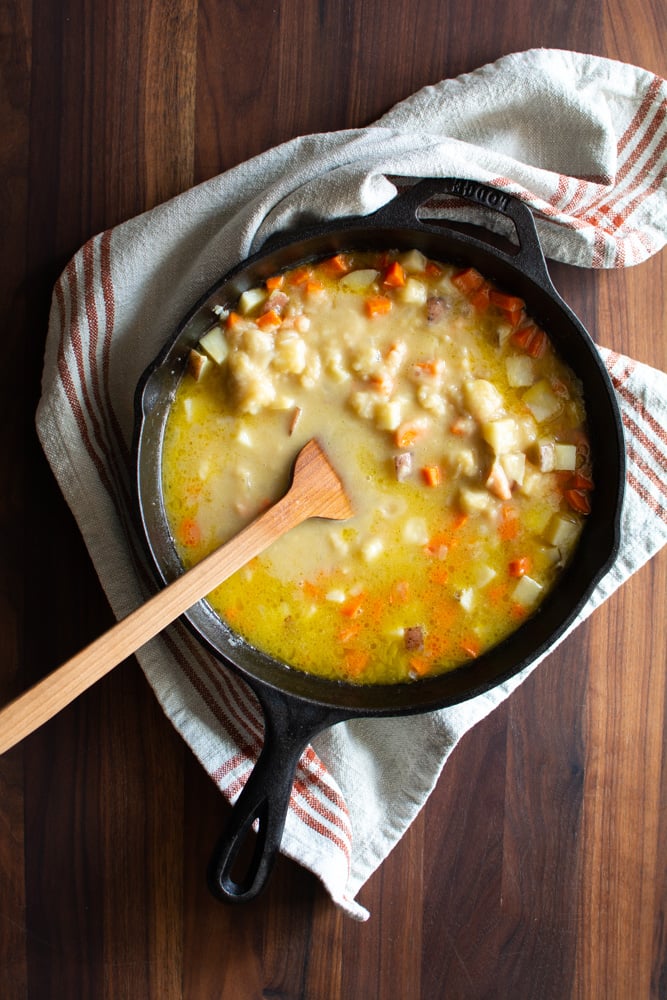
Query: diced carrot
[[511, 324, 538, 350], [413, 360, 440, 377], [408, 654, 432, 677], [395, 420, 426, 448], [508, 556, 532, 577], [225, 311, 241, 329], [383, 261, 406, 287], [177, 517, 201, 548], [421, 464, 442, 487], [511, 602, 529, 620], [424, 261, 443, 277], [306, 279, 325, 295], [569, 471, 594, 491], [460, 636, 481, 658], [324, 253, 351, 274], [302, 580, 324, 601], [365, 294, 392, 317], [369, 372, 394, 395], [341, 592, 365, 618], [489, 290, 525, 314], [256, 309, 281, 329], [344, 649, 370, 676], [498, 503, 520, 540], [565, 489, 592, 514], [526, 329, 548, 358], [490, 290, 525, 325], [449, 417, 470, 436], [511, 323, 549, 358], [469, 282, 492, 312], [428, 564, 449, 586], [451, 267, 485, 296], [265, 274, 284, 291], [289, 267, 312, 285], [339, 623, 361, 644]]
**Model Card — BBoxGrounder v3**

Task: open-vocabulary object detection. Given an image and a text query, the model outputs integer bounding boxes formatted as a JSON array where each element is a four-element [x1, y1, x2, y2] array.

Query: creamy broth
[[162, 250, 593, 684]]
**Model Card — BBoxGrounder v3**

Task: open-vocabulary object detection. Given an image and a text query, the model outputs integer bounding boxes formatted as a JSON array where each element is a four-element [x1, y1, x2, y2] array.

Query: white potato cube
[[199, 327, 228, 365], [523, 380, 561, 423], [473, 564, 497, 588], [482, 417, 522, 455], [398, 277, 428, 304], [459, 487, 495, 515], [512, 575, 543, 606], [238, 287, 267, 315], [505, 355, 535, 387], [339, 268, 379, 290], [543, 513, 580, 550], [399, 249, 428, 273], [554, 443, 577, 471], [375, 400, 403, 431], [402, 517, 429, 545], [500, 452, 526, 487]]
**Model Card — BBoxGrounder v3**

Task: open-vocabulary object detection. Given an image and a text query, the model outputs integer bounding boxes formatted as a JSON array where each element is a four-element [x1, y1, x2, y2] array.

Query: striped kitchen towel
[[35, 49, 667, 919]]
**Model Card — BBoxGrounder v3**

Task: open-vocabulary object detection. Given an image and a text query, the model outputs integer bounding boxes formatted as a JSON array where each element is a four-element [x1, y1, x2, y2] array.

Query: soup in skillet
[[162, 250, 594, 684]]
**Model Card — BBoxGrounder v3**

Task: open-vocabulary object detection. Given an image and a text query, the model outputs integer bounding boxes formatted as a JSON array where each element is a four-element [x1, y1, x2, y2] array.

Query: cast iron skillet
[[134, 178, 625, 904]]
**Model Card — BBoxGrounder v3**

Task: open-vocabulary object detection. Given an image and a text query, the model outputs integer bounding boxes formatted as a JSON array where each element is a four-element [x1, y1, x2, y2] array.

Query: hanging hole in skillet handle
[[371, 177, 556, 292], [207, 691, 338, 903]]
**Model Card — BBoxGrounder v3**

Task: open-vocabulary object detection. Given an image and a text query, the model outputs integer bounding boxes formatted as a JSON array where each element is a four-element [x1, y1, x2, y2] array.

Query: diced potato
[[554, 443, 577, 471], [339, 268, 379, 290], [459, 487, 495, 515], [543, 513, 580, 550], [398, 249, 428, 273], [238, 287, 267, 315], [482, 417, 521, 455], [473, 564, 497, 588], [398, 277, 428, 304], [463, 379, 505, 423], [402, 517, 429, 545], [505, 355, 535, 387], [199, 327, 228, 365], [376, 400, 403, 431], [517, 461, 544, 497], [459, 588, 475, 612], [512, 575, 543, 606], [325, 589, 347, 603], [500, 452, 526, 487], [534, 439, 555, 472], [523, 379, 561, 423]]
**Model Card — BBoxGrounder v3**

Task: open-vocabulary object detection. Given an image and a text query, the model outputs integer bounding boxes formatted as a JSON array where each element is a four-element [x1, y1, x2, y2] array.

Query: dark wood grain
[[2, 0, 666, 997]]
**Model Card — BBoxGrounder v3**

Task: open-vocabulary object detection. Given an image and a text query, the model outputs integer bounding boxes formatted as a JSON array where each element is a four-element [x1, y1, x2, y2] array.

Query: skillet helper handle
[[207, 692, 336, 904], [372, 176, 555, 291]]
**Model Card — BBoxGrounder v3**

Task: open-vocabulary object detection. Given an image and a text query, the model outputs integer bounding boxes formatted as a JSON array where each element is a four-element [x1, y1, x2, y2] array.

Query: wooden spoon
[[0, 439, 353, 755]]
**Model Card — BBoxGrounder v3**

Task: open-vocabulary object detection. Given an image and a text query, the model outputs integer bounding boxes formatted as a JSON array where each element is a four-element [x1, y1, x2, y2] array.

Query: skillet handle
[[371, 177, 555, 291], [207, 691, 338, 904]]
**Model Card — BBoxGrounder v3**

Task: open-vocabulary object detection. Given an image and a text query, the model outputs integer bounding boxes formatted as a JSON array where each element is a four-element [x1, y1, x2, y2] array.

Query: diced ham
[[404, 626, 424, 651], [426, 296, 448, 322]]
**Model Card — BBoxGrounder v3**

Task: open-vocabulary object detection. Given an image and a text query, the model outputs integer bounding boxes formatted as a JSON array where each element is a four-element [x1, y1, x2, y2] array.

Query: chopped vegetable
[[365, 295, 392, 317]]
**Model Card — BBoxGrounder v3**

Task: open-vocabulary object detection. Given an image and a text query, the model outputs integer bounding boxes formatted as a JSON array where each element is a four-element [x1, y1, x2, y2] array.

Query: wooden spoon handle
[[0, 440, 352, 754]]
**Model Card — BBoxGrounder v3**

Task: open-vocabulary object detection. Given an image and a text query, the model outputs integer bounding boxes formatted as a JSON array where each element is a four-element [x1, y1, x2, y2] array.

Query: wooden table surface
[[2, 2, 666, 997]]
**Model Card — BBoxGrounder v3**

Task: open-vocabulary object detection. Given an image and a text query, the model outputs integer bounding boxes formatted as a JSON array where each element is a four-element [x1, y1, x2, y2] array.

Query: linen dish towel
[[35, 49, 667, 919]]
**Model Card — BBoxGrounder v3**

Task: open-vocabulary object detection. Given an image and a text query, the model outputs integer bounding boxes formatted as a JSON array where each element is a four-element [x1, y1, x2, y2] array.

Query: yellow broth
[[162, 250, 594, 684]]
